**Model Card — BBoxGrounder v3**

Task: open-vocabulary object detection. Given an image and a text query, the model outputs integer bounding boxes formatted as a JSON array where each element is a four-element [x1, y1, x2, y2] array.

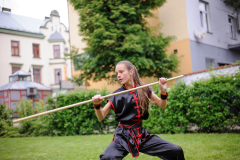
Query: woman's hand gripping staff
[[159, 77, 168, 107], [159, 77, 167, 94], [92, 94, 112, 120], [150, 77, 168, 109]]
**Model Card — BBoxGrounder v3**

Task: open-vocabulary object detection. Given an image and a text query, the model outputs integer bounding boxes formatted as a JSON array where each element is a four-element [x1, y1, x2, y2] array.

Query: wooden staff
[[13, 75, 184, 123]]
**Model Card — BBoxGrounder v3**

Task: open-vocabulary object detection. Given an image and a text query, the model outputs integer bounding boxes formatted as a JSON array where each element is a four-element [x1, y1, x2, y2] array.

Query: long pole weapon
[[13, 75, 184, 123]]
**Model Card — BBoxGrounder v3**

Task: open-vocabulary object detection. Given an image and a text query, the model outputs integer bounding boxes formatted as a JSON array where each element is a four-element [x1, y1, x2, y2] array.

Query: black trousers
[[100, 134, 185, 160]]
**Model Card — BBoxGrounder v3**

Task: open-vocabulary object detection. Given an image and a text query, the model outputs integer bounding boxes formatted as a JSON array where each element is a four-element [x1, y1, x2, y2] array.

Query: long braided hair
[[117, 61, 149, 113]]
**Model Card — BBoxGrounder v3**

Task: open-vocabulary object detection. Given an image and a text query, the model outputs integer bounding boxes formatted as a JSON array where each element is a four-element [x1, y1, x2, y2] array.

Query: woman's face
[[115, 64, 133, 85]]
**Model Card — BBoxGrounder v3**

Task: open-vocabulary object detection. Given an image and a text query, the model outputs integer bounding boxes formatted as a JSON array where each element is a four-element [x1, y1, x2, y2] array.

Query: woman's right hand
[[92, 94, 104, 105]]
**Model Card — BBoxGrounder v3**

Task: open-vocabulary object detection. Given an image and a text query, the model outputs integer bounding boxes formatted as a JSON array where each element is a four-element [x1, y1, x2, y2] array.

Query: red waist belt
[[118, 120, 149, 158]]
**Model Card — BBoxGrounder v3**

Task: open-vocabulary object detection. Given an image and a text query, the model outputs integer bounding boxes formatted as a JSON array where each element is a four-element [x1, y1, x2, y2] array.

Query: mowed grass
[[0, 133, 240, 160]]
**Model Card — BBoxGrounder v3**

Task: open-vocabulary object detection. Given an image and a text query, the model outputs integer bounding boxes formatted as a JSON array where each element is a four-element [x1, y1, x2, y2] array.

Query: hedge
[[1, 71, 240, 137], [44, 89, 118, 136], [143, 72, 240, 133]]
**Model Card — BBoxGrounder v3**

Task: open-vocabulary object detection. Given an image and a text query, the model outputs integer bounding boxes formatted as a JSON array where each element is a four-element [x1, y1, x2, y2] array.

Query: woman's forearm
[[159, 99, 167, 109], [95, 102, 112, 121], [155, 98, 167, 109], [95, 108, 105, 120], [159, 91, 167, 109], [151, 91, 167, 109]]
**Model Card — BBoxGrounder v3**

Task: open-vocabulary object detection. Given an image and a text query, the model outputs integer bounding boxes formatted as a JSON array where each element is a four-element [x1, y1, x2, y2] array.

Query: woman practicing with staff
[[92, 60, 185, 160]]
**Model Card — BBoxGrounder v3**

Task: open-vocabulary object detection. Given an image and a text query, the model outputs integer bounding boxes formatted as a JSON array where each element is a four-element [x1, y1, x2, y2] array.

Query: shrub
[[143, 72, 240, 133], [45, 89, 118, 136], [30, 100, 49, 136], [15, 99, 35, 136], [1, 88, 118, 137], [143, 82, 190, 134], [0, 104, 20, 138], [14, 99, 48, 136]]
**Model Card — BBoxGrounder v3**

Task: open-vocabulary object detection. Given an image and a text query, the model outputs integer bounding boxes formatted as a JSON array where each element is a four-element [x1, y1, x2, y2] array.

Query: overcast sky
[[0, 0, 69, 28]]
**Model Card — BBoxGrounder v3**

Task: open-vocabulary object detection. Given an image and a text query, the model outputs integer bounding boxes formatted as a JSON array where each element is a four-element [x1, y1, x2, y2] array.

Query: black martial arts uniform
[[100, 85, 185, 160]]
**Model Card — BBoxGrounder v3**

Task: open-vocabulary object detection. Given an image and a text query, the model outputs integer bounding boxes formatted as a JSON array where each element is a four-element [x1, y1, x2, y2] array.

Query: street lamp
[[57, 71, 61, 91], [29, 67, 32, 82]]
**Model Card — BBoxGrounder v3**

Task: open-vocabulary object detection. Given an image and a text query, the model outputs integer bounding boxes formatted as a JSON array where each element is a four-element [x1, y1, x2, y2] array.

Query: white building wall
[[0, 34, 46, 85], [0, 11, 71, 91], [185, 0, 240, 49]]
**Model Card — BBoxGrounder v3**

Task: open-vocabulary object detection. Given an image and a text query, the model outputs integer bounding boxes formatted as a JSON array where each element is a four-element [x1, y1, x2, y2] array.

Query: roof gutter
[[0, 28, 45, 39]]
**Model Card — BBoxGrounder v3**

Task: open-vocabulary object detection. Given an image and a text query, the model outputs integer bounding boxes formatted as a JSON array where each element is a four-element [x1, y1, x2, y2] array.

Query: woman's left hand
[[159, 77, 167, 94]]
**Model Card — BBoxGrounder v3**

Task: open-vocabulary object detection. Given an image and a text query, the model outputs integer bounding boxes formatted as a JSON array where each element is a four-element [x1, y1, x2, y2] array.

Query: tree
[[224, 0, 240, 14], [68, 0, 180, 85]]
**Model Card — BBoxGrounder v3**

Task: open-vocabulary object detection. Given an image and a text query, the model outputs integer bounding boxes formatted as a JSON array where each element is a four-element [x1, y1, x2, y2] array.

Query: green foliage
[[15, 99, 35, 136], [68, 0, 180, 85], [14, 99, 48, 136], [2, 72, 240, 137], [1, 88, 118, 137], [224, 0, 240, 14], [16, 99, 34, 118], [28, 100, 49, 136], [0, 104, 20, 138], [144, 72, 240, 133], [45, 89, 118, 136]]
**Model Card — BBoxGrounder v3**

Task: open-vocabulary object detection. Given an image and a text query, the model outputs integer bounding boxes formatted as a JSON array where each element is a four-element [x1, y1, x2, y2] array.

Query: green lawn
[[0, 134, 239, 160]]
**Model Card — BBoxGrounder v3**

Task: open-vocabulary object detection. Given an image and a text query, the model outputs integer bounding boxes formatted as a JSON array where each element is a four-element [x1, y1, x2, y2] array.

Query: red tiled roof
[[184, 63, 240, 76]]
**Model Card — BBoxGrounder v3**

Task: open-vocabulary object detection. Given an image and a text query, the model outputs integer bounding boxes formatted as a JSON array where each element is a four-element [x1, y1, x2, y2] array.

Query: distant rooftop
[[0, 10, 67, 34], [10, 70, 30, 77], [0, 11, 49, 34], [0, 81, 52, 91]]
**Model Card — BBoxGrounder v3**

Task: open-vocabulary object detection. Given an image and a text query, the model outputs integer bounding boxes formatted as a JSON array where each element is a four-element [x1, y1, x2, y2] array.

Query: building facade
[[158, 0, 240, 74], [0, 9, 72, 92], [67, 0, 240, 91]]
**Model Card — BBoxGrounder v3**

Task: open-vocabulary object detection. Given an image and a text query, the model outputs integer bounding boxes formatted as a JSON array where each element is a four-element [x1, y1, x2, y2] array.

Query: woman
[[92, 61, 185, 160]]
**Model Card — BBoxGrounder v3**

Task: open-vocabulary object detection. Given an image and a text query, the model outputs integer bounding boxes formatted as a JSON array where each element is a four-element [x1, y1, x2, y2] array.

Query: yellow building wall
[[158, 0, 189, 40], [157, 0, 193, 86], [166, 38, 192, 86], [68, 3, 87, 53], [145, 9, 161, 34]]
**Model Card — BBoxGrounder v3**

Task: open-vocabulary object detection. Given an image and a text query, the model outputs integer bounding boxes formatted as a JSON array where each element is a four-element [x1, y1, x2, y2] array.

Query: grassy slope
[[0, 134, 240, 160]]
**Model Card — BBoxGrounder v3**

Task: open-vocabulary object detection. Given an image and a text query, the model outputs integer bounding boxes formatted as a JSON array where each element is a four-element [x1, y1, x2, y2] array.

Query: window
[[11, 41, 19, 56], [33, 69, 41, 83], [11, 91, 20, 101], [0, 91, 3, 104], [206, 58, 214, 69], [199, 1, 211, 32], [4, 91, 8, 101], [33, 44, 40, 57], [12, 67, 20, 74], [55, 69, 61, 84], [53, 45, 60, 58], [228, 16, 237, 39], [174, 49, 178, 54]]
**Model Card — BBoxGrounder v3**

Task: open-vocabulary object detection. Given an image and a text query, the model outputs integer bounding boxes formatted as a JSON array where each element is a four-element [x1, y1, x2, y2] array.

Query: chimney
[[2, 7, 11, 12], [45, 16, 50, 20]]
